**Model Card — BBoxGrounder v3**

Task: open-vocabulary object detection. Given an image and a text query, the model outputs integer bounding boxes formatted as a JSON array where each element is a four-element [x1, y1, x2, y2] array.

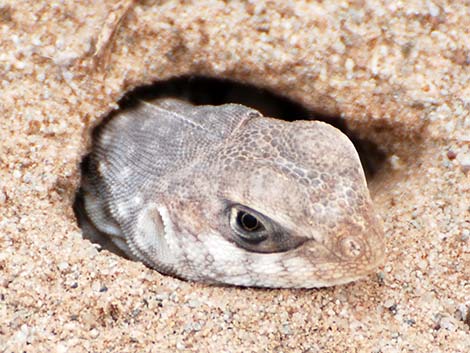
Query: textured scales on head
[[77, 97, 384, 288]]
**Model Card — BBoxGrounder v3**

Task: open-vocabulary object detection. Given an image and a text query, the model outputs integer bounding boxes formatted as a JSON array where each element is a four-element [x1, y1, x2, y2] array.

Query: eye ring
[[237, 211, 263, 232], [226, 204, 306, 253], [229, 206, 267, 244]]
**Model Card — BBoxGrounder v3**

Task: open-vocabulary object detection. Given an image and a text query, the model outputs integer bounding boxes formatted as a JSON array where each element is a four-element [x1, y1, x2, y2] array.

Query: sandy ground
[[1, 1, 469, 352]]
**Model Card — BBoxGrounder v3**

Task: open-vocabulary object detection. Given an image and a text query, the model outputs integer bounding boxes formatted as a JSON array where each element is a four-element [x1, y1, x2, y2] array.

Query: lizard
[[76, 97, 385, 288]]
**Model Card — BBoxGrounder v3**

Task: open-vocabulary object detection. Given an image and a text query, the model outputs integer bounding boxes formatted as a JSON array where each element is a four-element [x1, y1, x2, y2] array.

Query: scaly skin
[[76, 98, 384, 288]]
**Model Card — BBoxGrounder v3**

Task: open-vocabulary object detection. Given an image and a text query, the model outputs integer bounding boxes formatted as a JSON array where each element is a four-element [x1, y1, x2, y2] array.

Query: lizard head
[[155, 115, 385, 288]]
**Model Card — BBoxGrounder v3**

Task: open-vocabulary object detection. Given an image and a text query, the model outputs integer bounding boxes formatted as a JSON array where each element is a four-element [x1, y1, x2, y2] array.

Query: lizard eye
[[237, 211, 263, 232], [229, 207, 267, 244], [227, 204, 306, 253]]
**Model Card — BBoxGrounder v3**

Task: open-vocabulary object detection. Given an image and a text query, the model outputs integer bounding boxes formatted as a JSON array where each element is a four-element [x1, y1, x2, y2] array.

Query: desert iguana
[[76, 98, 384, 288]]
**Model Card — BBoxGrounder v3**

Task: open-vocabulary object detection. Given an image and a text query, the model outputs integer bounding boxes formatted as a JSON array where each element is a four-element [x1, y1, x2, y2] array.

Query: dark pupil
[[238, 212, 260, 231]]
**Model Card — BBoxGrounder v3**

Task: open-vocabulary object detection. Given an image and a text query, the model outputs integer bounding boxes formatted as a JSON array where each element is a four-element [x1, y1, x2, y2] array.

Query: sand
[[1, 1, 469, 352]]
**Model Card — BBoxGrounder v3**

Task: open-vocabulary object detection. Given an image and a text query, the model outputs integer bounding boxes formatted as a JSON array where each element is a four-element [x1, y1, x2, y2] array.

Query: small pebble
[[281, 323, 292, 335], [187, 299, 201, 308], [462, 229, 469, 242], [0, 191, 6, 204], [446, 150, 457, 160], [89, 328, 100, 339], [57, 262, 69, 271], [457, 152, 470, 174], [56, 343, 68, 353], [376, 271, 386, 284], [457, 303, 470, 326], [439, 316, 456, 331], [155, 293, 169, 301], [389, 155, 404, 170], [388, 304, 398, 315], [176, 342, 186, 350]]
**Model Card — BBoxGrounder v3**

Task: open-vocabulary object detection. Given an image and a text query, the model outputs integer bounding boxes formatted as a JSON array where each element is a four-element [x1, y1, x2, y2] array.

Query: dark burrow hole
[[74, 76, 386, 256], [120, 76, 386, 178]]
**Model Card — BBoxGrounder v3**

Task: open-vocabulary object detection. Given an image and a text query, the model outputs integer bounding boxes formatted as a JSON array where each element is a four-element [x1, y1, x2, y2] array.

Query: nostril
[[339, 237, 363, 258]]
